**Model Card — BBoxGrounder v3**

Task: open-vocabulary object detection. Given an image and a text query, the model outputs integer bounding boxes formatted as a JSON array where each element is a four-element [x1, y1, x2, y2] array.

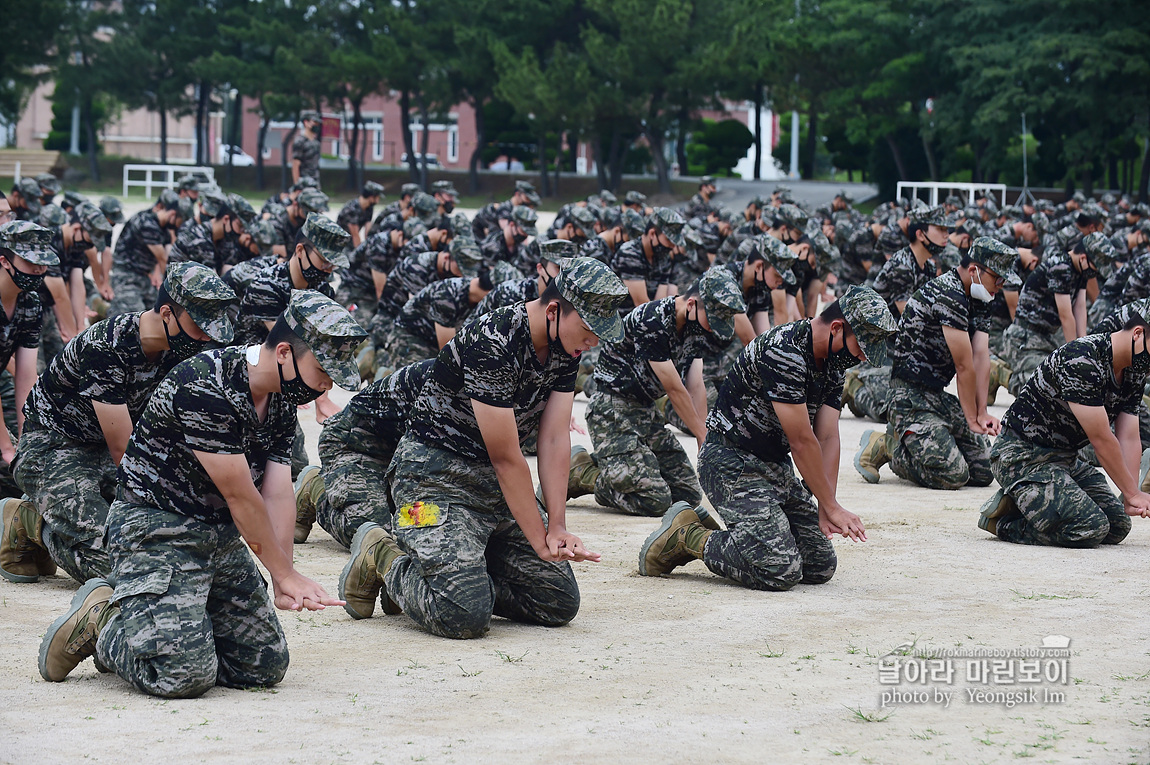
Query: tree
[[685, 119, 753, 176], [0, 0, 66, 137]]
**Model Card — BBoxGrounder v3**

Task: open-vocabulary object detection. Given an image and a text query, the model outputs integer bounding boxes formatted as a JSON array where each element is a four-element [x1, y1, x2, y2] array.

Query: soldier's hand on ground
[[542, 529, 601, 563], [966, 417, 989, 435], [99, 284, 114, 301], [569, 415, 586, 436], [978, 413, 1001, 436], [1123, 491, 1150, 518], [273, 572, 345, 611], [818, 503, 867, 542]]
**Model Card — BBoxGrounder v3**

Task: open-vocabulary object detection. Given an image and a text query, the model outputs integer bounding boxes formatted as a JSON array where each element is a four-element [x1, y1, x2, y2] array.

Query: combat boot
[[1, 498, 55, 582], [638, 501, 713, 577], [39, 578, 116, 682], [842, 368, 863, 411], [339, 522, 402, 620], [853, 429, 890, 484], [567, 445, 599, 499], [987, 357, 1012, 406], [356, 345, 375, 382], [293, 465, 322, 544], [978, 488, 1018, 536]]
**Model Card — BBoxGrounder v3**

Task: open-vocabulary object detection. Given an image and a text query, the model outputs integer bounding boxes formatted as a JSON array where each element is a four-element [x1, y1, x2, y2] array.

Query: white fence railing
[[896, 181, 1007, 209], [123, 164, 215, 199]]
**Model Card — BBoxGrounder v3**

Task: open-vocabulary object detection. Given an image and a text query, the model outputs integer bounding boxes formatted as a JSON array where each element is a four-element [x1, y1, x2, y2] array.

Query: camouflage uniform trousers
[[0, 371, 18, 500], [576, 344, 600, 396], [372, 323, 436, 381], [334, 282, 378, 331], [697, 433, 836, 591], [94, 500, 289, 699], [990, 430, 1130, 547], [108, 269, 158, 318], [13, 425, 117, 582], [885, 379, 993, 490], [383, 436, 580, 640], [850, 362, 892, 423], [585, 391, 703, 517], [1002, 321, 1063, 396], [311, 411, 393, 548]]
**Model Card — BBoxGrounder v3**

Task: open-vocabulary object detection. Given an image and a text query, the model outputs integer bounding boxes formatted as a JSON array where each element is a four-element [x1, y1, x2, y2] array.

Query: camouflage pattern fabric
[[1000, 321, 1063, 396], [876, 221, 910, 256], [111, 210, 167, 276], [1013, 251, 1089, 334], [268, 206, 306, 249], [470, 276, 538, 324], [95, 500, 289, 698], [478, 229, 518, 268], [884, 379, 992, 490], [372, 322, 436, 381], [871, 245, 934, 316], [585, 391, 702, 517], [291, 132, 321, 185], [392, 276, 480, 348], [12, 425, 117, 582], [608, 238, 674, 316], [717, 220, 759, 263], [118, 347, 296, 525], [383, 436, 580, 639], [37, 308, 64, 371], [235, 261, 334, 346], [697, 433, 837, 591], [336, 198, 373, 233], [1091, 297, 1150, 336], [374, 250, 445, 323], [168, 220, 221, 270], [471, 200, 511, 241], [1002, 334, 1145, 452], [108, 268, 158, 318], [1120, 255, 1150, 303], [405, 303, 578, 461], [990, 430, 1130, 548], [848, 362, 892, 422], [221, 254, 276, 301]]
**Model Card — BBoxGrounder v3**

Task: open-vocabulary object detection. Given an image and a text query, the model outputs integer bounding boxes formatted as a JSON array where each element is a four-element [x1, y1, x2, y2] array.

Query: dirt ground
[[4, 202, 1150, 763]]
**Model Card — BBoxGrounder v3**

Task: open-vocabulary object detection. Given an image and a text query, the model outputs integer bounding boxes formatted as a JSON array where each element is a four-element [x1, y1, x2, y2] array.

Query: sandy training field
[[5, 383, 1150, 765]]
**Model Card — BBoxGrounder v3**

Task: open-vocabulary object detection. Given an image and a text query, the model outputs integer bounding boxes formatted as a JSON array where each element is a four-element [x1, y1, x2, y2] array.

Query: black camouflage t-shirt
[[112, 209, 167, 275], [395, 277, 477, 346], [720, 259, 771, 316], [479, 229, 517, 266], [24, 312, 180, 444], [1003, 334, 1144, 451], [50, 228, 92, 273], [872, 245, 934, 317], [593, 297, 708, 406], [470, 276, 538, 324], [343, 231, 402, 295], [708, 320, 843, 464], [1015, 251, 1089, 333], [377, 250, 443, 320], [118, 346, 296, 525], [235, 262, 334, 345], [1121, 254, 1150, 304], [0, 289, 43, 369], [891, 269, 992, 390], [1093, 298, 1150, 337], [877, 222, 910, 256], [269, 206, 304, 250], [222, 254, 277, 300], [471, 201, 511, 240], [580, 236, 615, 264], [335, 358, 433, 456], [168, 220, 221, 271], [406, 303, 578, 462], [291, 134, 320, 181], [609, 239, 673, 316], [336, 199, 373, 233]]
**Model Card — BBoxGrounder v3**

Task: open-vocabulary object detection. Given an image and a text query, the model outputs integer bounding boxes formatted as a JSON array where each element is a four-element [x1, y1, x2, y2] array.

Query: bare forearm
[[491, 454, 547, 548], [791, 436, 837, 507], [230, 493, 294, 580], [1092, 431, 1139, 497], [666, 384, 706, 440], [954, 364, 979, 424], [536, 428, 570, 530]]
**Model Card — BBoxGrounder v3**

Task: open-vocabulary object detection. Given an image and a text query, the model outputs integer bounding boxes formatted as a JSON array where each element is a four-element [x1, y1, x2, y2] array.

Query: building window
[[448, 125, 459, 163]]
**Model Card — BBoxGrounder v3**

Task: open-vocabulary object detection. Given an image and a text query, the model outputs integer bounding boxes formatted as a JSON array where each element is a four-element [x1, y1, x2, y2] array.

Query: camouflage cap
[[95, 195, 123, 224], [16, 178, 41, 213], [198, 190, 228, 219], [511, 205, 538, 237], [1035, 198, 1055, 213], [63, 190, 89, 210], [683, 225, 705, 254], [700, 175, 716, 186], [448, 212, 473, 240], [296, 188, 330, 215], [774, 203, 808, 230], [177, 197, 196, 223], [944, 194, 962, 207], [956, 218, 982, 238], [282, 290, 367, 391], [756, 235, 798, 286], [773, 185, 792, 195], [410, 191, 438, 223], [599, 206, 622, 230], [837, 285, 899, 367], [76, 202, 113, 237], [449, 238, 484, 277], [566, 205, 597, 239], [999, 204, 1023, 220], [1081, 231, 1116, 269], [748, 195, 769, 209], [624, 191, 647, 206], [158, 188, 181, 211], [403, 217, 427, 240], [969, 237, 1022, 288], [515, 180, 537, 194], [553, 257, 628, 342], [0, 221, 58, 266], [176, 175, 200, 193], [650, 207, 686, 248], [598, 190, 617, 206], [227, 194, 258, 226], [362, 180, 385, 198], [1071, 191, 1087, 204], [806, 227, 840, 271], [538, 238, 580, 265], [776, 189, 795, 204], [1030, 211, 1050, 237], [400, 182, 420, 197], [300, 110, 321, 123], [621, 208, 646, 240], [301, 212, 351, 268], [38, 204, 67, 228], [292, 177, 320, 193], [34, 173, 61, 196], [489, 261, 521, 286], [163, 261, 237, 343], [697, 267, 747, 342], [249, 219, 281, 257], [907, 204, 950, 227], [431, 180, 458, 197]]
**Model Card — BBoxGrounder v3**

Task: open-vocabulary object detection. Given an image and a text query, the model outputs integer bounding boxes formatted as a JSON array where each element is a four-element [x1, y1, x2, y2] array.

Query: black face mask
[[163, 312, 209, 361], [546, 307, 572, 358], [652, 239, 673, 259], [298, 247, 330, 288], [1131, 333, 1150, 378], [512, 228, 529, 245], [826, 330, 861, 374], [442, 200, 455, 214], [685, 302, 708, 337], [6, 263, 43, 293], [920, 233, 946, 257], [278, 347, 324, 405]]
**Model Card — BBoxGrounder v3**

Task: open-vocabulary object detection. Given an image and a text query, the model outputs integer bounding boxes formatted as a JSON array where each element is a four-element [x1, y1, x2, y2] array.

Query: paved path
[[710, 178, 878, 213]]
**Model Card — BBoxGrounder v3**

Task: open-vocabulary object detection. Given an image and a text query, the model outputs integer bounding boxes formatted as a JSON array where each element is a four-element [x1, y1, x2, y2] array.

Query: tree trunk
[[593, 133, 608, 190], [922, 132, 938, 181], [1139, 137, 1150, 202], [83, 96, 99, 182], [803, 104, 818, 180], [753, 81, 763, 181], [647, 130, 672, 195], [159, 106, 168, 165], [553, 131, 563, 195], [347, 98, 363, 192], [468, 96, 485, 195], [676, 107, 689, 176], [256, 106, 269, 191], [847, 168, 853, 183], [536, 136, 551, 197], [1082, 165, 1094, 199], [608, 127, 624, 191], [195, 81, 210, 166], [418, 94, 431, 192], [399, 89, 418, 184], [226, 95, 240, 186], [884, 134, 908, 181], [280, 124, 297, 192]]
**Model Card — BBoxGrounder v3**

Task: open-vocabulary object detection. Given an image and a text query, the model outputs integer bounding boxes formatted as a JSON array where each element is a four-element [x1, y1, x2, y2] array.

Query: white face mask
[[970, 269, 994, 303]]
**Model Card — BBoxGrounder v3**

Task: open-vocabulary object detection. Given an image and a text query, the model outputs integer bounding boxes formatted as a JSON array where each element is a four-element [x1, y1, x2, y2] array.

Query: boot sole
[[340, 523, 380, 620], [853, 430, 881, 485], [978, 488, 1017, 534], [39, 578, 112, 682], [638, 501, 694, 577], [0, 498, 39, 583]]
